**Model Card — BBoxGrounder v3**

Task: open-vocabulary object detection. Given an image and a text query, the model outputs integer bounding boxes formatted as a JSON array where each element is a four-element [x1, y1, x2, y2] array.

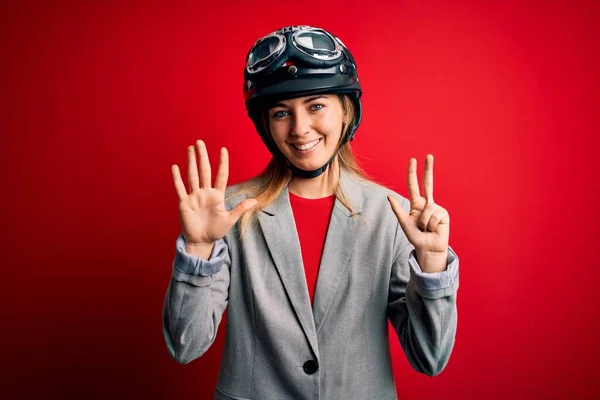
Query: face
[[268, 94, 345, 172]]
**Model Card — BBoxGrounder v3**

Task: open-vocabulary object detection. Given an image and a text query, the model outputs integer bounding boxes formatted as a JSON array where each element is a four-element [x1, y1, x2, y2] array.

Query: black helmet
[[243, 25, 363, 178]]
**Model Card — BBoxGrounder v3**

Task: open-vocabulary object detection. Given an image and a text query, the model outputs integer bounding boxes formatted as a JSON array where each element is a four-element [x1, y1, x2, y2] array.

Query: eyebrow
[[271, 95, 327, 109]]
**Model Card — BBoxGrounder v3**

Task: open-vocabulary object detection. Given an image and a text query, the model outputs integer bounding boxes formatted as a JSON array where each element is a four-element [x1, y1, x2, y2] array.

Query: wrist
[[185, 241, 215, 258], [415, 249, 448, 273]]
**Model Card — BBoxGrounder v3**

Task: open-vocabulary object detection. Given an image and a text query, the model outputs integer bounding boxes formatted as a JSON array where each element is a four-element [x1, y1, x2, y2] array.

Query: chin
[[289, 158, 327, 172]]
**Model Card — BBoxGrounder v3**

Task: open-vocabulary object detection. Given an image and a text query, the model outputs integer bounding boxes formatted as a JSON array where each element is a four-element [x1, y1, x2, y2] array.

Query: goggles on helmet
[[246, 26, 345, 75]]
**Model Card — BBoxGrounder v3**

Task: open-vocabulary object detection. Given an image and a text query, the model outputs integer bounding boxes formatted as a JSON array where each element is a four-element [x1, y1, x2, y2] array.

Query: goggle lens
[[248, 35, 282, 67], [295, 31, 337, 55]]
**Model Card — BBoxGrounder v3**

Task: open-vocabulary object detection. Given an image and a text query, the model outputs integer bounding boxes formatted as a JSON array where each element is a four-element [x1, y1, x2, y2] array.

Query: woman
[[163, 25, 459, 400]]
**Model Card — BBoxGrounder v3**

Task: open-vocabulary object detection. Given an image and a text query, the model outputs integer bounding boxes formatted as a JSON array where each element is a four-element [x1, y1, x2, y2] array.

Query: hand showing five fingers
[[171, 140, 257, 249], [387, 154, 450, 272]]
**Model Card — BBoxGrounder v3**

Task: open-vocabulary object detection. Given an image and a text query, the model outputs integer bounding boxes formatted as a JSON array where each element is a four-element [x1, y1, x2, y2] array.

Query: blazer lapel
[[256, 170, 365, 355], [258, 186, 319, 358], [312, 170, 363, 333]]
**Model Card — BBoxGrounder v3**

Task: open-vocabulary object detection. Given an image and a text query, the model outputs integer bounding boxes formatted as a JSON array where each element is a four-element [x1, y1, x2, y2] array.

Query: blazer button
[[303, 360, 318, 375]]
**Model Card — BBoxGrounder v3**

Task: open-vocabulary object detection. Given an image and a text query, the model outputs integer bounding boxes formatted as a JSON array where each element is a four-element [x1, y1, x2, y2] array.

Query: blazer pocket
[[214, 386, 251, 400]]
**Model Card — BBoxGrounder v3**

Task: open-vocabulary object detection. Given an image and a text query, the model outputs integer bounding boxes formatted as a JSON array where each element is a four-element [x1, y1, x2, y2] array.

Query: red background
[[2, 0, 599, 399]]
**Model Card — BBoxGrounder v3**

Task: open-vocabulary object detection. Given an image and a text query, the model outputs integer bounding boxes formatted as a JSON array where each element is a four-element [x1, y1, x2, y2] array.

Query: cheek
[[268, 120, 286, 141], [319, 112, 343, 140]]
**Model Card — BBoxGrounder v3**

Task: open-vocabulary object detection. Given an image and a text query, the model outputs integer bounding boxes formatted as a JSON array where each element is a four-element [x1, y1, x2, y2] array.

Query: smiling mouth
[[290, 138, 322, 151]]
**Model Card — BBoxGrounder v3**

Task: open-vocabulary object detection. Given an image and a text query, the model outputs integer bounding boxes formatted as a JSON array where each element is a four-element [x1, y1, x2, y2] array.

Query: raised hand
[[171, 140, 257, 255], [387, 154, 450, 273]]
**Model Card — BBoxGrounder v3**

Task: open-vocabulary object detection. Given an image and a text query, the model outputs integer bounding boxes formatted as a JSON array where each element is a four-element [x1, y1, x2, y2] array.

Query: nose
[[290, 109, 311, 137]]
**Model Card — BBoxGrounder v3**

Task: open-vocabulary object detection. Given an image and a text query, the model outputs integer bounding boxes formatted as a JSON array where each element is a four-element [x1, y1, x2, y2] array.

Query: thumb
[[229, 198, 258, 226], [387, 195, 410, 232]]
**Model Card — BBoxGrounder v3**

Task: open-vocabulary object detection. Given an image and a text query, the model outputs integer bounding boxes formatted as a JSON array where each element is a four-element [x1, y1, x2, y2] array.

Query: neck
[[288, 162, 339, 199]]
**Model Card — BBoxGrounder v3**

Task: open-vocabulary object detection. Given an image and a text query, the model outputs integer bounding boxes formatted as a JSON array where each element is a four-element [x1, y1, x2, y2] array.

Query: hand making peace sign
[[387, 154, 450, 273]]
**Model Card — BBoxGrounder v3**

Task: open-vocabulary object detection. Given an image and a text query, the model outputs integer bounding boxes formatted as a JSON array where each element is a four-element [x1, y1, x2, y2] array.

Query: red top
[[288, 191, 336, 304]]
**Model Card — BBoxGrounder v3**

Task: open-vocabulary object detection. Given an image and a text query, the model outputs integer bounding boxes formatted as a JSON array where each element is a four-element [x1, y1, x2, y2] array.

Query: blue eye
[[272, 110, 288, 118], [310, 104, 324, 111]]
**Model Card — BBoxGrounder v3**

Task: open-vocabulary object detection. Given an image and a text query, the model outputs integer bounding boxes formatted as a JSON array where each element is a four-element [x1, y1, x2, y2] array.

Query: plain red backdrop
[[2, 0, 599, 399]]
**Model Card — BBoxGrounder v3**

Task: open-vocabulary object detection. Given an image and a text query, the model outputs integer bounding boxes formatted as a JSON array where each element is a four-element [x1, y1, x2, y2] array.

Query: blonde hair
[[228, 94, 379, 238]]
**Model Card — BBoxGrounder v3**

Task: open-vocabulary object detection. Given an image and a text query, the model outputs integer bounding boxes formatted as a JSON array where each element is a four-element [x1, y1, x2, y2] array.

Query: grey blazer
[[162, 170, 459, 400]]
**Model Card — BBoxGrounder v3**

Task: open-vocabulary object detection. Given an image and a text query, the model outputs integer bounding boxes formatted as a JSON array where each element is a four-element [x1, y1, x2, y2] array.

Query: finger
[[187, 145, 200, 192], [196, 140, 212, 189], [418, 203, 438, 232], [387, 195, 410, 231], [427, 210, 443, 232], [171, 164, 187, 202], [423, 206, 450, 232], [407, 158, 420, 205], [423, 154, 434, 203], [214, 147, 229, 192], [228, 198, 258, 226]]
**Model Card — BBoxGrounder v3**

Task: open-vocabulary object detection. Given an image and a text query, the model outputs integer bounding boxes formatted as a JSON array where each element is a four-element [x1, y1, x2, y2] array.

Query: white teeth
[[293, 139, 320, 150]]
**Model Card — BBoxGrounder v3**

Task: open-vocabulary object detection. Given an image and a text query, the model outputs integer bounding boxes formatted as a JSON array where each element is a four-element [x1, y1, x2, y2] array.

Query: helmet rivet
[[339, 64, 346, 73], [288, 65, 298, 75], [246, 80, 252, 89]]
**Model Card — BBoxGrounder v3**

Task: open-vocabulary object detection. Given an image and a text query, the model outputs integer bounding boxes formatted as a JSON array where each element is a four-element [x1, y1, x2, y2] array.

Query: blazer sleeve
[[162, 232, 231, 364], [387, 198, 460, 376]]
